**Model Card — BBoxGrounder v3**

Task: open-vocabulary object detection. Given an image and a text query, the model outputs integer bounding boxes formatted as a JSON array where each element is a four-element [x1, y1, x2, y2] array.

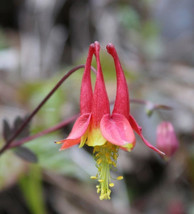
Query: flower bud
[[156, 122, 179, 158]]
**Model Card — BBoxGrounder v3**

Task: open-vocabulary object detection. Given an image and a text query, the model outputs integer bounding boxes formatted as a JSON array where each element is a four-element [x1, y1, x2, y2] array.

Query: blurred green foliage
[[25, 133, 89, 180], [0, 143, 26, 189], [19, 79, 65, 128], [0, 29, 9, 49], [19, 165, 46, 214], [118, 6, 141, 30]]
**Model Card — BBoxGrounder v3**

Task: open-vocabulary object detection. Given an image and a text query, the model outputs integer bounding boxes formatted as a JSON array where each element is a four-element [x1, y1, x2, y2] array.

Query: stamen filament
[[93, 142, 119, 200]]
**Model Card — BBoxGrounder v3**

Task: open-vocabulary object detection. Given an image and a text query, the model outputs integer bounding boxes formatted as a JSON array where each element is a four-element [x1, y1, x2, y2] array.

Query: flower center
[[91, 142, 120, 200]]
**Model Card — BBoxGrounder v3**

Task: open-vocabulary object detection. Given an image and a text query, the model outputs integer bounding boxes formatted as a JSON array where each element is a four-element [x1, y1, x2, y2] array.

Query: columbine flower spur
[[56, 41, 164, 200]]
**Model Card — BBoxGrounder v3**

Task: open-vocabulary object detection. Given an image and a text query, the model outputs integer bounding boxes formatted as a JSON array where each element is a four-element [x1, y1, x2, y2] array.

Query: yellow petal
[[87, 128, 106, 147]]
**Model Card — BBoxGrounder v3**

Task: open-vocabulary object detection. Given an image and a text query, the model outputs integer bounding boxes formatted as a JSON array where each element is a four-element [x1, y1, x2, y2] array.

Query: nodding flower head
[[157, 121, 179, 159], [56, 41, 165, 200]]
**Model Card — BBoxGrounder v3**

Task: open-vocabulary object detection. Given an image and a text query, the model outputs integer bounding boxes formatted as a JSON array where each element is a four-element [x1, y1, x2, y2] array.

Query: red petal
[[92, 41, 110, 127], [100, 113, 135, 148], [60, 139, 80, 150], [59, 113, 91, 150], [106, 43, 130, 117], [128, 114, 165, 155], [80, 44, 94, 114]]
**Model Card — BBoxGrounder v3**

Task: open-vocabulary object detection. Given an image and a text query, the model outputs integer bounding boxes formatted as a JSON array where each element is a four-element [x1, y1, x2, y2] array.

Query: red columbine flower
[[57, 41, 164, 200], [156, 121, 179, 158]]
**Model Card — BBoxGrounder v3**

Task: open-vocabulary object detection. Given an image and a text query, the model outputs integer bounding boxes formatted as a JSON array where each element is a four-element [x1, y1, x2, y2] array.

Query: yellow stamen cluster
[[91, 142, 120, 200]]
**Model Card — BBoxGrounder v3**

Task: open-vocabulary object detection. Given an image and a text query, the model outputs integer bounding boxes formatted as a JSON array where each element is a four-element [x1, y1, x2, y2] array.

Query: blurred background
[[0, 0, 194, 213]]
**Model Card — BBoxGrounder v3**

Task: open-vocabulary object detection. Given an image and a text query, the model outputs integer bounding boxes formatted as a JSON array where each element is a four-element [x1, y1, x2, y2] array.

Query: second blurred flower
[[157, 122, 179, 158]]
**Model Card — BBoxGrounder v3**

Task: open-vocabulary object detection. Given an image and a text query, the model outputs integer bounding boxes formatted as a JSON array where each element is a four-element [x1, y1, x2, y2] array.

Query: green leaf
[[14, 146, 38, 163], [2, 115, 30, 142], [2, 119, 11, 141], [13, 115, 30, 140]]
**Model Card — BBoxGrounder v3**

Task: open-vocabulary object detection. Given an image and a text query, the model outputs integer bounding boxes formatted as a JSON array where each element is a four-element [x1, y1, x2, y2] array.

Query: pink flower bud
[[157, 122, 179, 158]]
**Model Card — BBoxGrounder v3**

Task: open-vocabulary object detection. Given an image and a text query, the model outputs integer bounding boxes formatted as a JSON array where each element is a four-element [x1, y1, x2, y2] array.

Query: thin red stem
[[130, 98, 147, 105], [0, 65, 94, 156], [9, 114, 79, 149], [130, 99, 172, 110]]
